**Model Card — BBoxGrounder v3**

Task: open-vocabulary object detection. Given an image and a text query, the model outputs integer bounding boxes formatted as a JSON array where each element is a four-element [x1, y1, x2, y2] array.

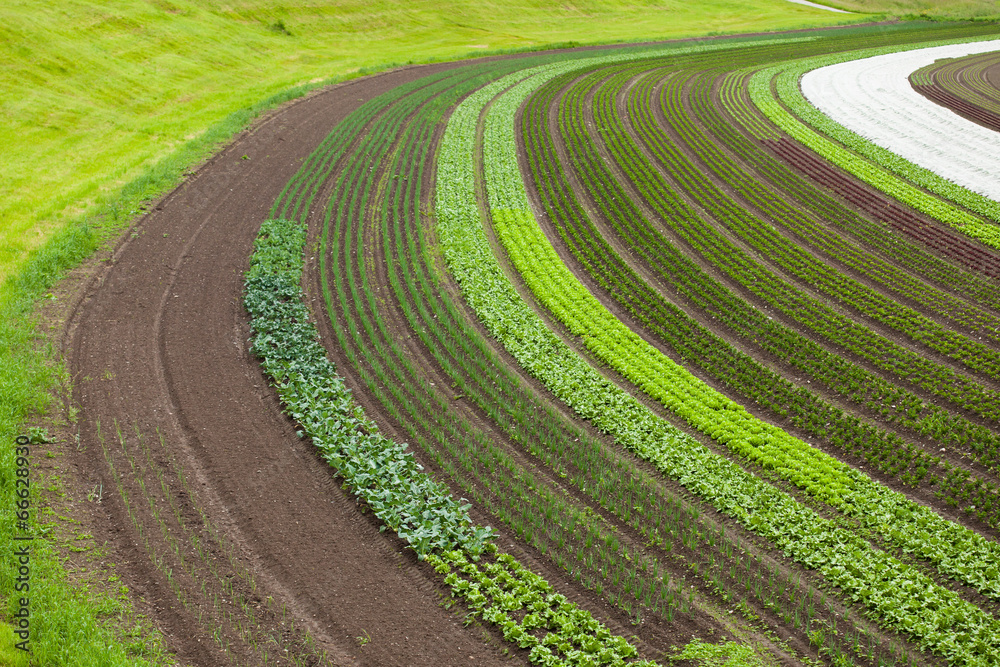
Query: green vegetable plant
[[244, 212, 660, 664], [245, 217, 493, 558], [435, 46, 1000, 664]]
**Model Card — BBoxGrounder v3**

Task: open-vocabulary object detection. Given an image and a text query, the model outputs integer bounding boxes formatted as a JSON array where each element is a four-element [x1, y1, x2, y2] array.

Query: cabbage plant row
[[244, 217, 493, 557], [244, 216, 665, 665]]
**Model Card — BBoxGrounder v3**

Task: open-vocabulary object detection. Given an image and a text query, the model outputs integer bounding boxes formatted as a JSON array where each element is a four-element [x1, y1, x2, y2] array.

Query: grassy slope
[[5, 0, 997, 283], [2, 0, 861, 286], [1, 0, 997, 664]]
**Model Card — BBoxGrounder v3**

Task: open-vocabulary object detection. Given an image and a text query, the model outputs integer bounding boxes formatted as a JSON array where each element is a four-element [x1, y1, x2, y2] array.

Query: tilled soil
[[51, 23, 993, 667], [65, 63, 521, 667]]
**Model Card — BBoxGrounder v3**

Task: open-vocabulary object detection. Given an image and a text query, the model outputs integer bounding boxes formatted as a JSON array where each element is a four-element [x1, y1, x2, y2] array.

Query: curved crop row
[[244, 212, 658, 666], [245, 218, 491, 557], [266, 45, 865, 666], [658, 66, 1000, 353], [800, 41, 1000, 204], [628, 61, 1000, 497], [302, 61, 676, 614], [248, 66, 716, 663], [540, 57, 1000, 542], [232, 21, 1000, 667], [910, 52, 1000, 133], [629, 66, 1000, 393], [491, 56, 1000, 607], [581, 62, 1000, 523], [913, 50, 1000, 113], [437, 46, 1000, 665], [688, 66, 1000, 468], [430, 47, 914, 667], [572, 58, 1000, 474], [598, 65, 1000, 433]]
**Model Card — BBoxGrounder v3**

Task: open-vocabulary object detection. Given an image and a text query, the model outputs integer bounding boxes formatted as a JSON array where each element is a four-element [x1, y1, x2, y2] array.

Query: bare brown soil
[[61, 63, 527, 667]]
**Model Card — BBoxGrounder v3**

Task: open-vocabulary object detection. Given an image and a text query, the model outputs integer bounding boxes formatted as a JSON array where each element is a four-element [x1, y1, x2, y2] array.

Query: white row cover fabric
[[801, 40, 1000, 202], [786, 0, 851, 13]]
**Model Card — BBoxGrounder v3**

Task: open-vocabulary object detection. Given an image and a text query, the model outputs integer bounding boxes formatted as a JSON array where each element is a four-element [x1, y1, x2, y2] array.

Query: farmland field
[[7, 7, 1000, 667]]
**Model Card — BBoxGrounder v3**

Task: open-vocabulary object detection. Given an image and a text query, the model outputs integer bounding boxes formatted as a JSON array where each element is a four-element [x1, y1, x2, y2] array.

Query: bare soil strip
[[66, 63, 521, 666]]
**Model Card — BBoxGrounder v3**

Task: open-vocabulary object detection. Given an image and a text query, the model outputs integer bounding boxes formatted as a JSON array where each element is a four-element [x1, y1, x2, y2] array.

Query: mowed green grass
[[4, 1, 999, 284], [832, 0, 1000, 16], [0, 0, 863, 286]]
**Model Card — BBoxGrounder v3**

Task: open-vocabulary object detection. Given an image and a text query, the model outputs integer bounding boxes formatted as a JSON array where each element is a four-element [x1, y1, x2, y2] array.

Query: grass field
[[4, 0, 999, 286], [0, 0, 962, 287], [3, 1, 1000, 665]]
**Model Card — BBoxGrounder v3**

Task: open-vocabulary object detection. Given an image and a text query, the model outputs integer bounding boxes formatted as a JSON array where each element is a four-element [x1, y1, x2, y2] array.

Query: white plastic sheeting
[[786, 0, 850, 13], [801, 40, 1000, 202]]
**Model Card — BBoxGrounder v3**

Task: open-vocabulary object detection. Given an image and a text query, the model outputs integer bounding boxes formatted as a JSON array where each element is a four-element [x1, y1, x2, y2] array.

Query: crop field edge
[[5, 14, 1000, 667]]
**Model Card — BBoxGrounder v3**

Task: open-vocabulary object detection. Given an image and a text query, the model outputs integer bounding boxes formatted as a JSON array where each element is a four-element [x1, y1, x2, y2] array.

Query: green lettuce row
[[435, 53, 1000, 665]]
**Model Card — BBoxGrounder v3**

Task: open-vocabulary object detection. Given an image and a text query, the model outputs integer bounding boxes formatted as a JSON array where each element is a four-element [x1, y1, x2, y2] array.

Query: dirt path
[[65, 64, 519, 667]]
